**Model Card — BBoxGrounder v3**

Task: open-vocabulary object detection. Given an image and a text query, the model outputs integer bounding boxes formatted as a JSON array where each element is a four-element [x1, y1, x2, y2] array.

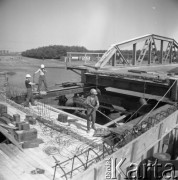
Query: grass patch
[[6, 71, 16, 76]]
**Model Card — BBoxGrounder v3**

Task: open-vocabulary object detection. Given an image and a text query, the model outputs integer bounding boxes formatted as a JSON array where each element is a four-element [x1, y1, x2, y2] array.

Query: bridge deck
[[0, 99, 104, 180]]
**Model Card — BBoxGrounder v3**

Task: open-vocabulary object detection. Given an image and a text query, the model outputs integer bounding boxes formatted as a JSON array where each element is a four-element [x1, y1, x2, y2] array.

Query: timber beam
[[152, 34, 174, 42], [36, 86, 84, 98], [85, 73, 170, 98], [98, 90, 173, 111]]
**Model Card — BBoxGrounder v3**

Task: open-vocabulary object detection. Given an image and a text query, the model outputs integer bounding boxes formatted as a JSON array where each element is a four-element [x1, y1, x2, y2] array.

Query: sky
[[0, 0, 178, 52]]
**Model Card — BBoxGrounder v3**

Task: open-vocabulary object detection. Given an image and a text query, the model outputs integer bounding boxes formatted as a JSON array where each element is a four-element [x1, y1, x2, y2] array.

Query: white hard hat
[[90, 89, 97, 95], [26, 74, 31, 78], [41, 64, 45, 68]]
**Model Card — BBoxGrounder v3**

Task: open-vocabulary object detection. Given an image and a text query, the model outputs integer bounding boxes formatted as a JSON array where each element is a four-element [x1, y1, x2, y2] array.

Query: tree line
[[21, 45, 105, 59], [21, 45, 177, 62]]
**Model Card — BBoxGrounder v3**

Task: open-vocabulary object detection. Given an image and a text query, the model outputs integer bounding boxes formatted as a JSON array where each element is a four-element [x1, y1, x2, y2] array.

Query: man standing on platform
[[34, 64, 48, 94], [85, 89, 99, 133], [24, 74, 36, 107]]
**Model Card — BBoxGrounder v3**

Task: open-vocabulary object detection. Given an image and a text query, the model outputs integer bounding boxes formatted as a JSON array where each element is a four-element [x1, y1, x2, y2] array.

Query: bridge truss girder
[[95, 34, 178, 69]]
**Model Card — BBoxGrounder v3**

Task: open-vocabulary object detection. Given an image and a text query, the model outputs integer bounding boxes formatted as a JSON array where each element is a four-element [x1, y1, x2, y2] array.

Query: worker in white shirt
[[34, 64, 48, 93]]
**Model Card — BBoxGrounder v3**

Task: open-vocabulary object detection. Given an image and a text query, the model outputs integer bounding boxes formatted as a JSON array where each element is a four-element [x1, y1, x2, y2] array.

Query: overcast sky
[[0, 0, 178, 52]]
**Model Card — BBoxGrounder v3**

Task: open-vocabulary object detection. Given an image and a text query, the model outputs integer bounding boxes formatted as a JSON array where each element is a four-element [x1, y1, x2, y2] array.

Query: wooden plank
[[9, 143, 55, 168], [0, 143, 49, 180], [24, 147, 55, 168], [41, 87, 84, 98], [0, 149, 33, 180], [153, 34, 174, 42], [48, 86, 81, 93], [132, 43, 136, 65], [52, 105, 86, 111], [0, 144, 37, 174], [104, 115, 126, 127], [106, 88, 171, 103], [0, 122, 17, 129], [9, 144, 62, 179], [0, 125, 22, 151], [99, 104, 115, 111], [0, 163, 21, 180], [72, 110, 178, 180], [130, 140, 138, 162]]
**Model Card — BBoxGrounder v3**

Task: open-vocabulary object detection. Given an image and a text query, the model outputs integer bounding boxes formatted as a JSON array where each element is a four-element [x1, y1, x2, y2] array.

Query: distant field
[[0, 55, 81, 92]]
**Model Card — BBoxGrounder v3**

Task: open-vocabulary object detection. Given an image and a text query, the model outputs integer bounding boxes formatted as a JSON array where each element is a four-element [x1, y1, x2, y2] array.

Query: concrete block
[[16, 122, 30, 130], [25, 118, 36, 125], [15, 128, 37, 142], [22, 141, 39, 149], [22, 138, 44, 149], [13, 114, 20, 122], [25, 115, 36, 125], [25, 114, 33, 121], [58, 114, 68, 123]]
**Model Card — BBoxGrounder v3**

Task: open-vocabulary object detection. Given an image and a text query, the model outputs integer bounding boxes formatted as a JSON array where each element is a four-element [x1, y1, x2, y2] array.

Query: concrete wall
[[73, 110, 178, 180]]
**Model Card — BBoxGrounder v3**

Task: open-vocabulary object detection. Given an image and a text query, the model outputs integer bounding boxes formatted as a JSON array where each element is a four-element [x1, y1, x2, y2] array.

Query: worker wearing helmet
[[85, 88, 99, 133], [34, 64, 48, 94], [24, 74, 36, 107]]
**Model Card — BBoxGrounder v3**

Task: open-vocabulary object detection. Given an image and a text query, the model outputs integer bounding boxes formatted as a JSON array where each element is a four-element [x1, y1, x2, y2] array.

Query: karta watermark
[[105, 158, 177, 179]]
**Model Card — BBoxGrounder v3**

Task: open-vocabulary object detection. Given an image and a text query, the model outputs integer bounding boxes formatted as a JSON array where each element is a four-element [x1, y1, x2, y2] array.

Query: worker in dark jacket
[[85, 89, 99, 133], [24, 74, 36, 107]]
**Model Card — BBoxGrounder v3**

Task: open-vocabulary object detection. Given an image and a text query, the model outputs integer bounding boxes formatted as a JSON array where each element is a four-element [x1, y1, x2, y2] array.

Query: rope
[[124, 99, 150, 124], [124, 81, 148, 124], [136, 79, 177, 126]]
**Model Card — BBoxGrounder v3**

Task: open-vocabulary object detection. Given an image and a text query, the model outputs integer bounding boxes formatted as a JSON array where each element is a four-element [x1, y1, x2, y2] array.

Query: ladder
[[137, 38, 152, 64], [151, 38, 158, 63], [172, 45, 177, 62], [163, 42, 173, 62]]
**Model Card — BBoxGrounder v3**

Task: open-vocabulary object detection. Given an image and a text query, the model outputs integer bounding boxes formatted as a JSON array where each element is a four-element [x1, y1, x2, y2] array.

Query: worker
[[85, 89, 99, 133], [34, 64, 48, 93], [24, 74, 36, 107]]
